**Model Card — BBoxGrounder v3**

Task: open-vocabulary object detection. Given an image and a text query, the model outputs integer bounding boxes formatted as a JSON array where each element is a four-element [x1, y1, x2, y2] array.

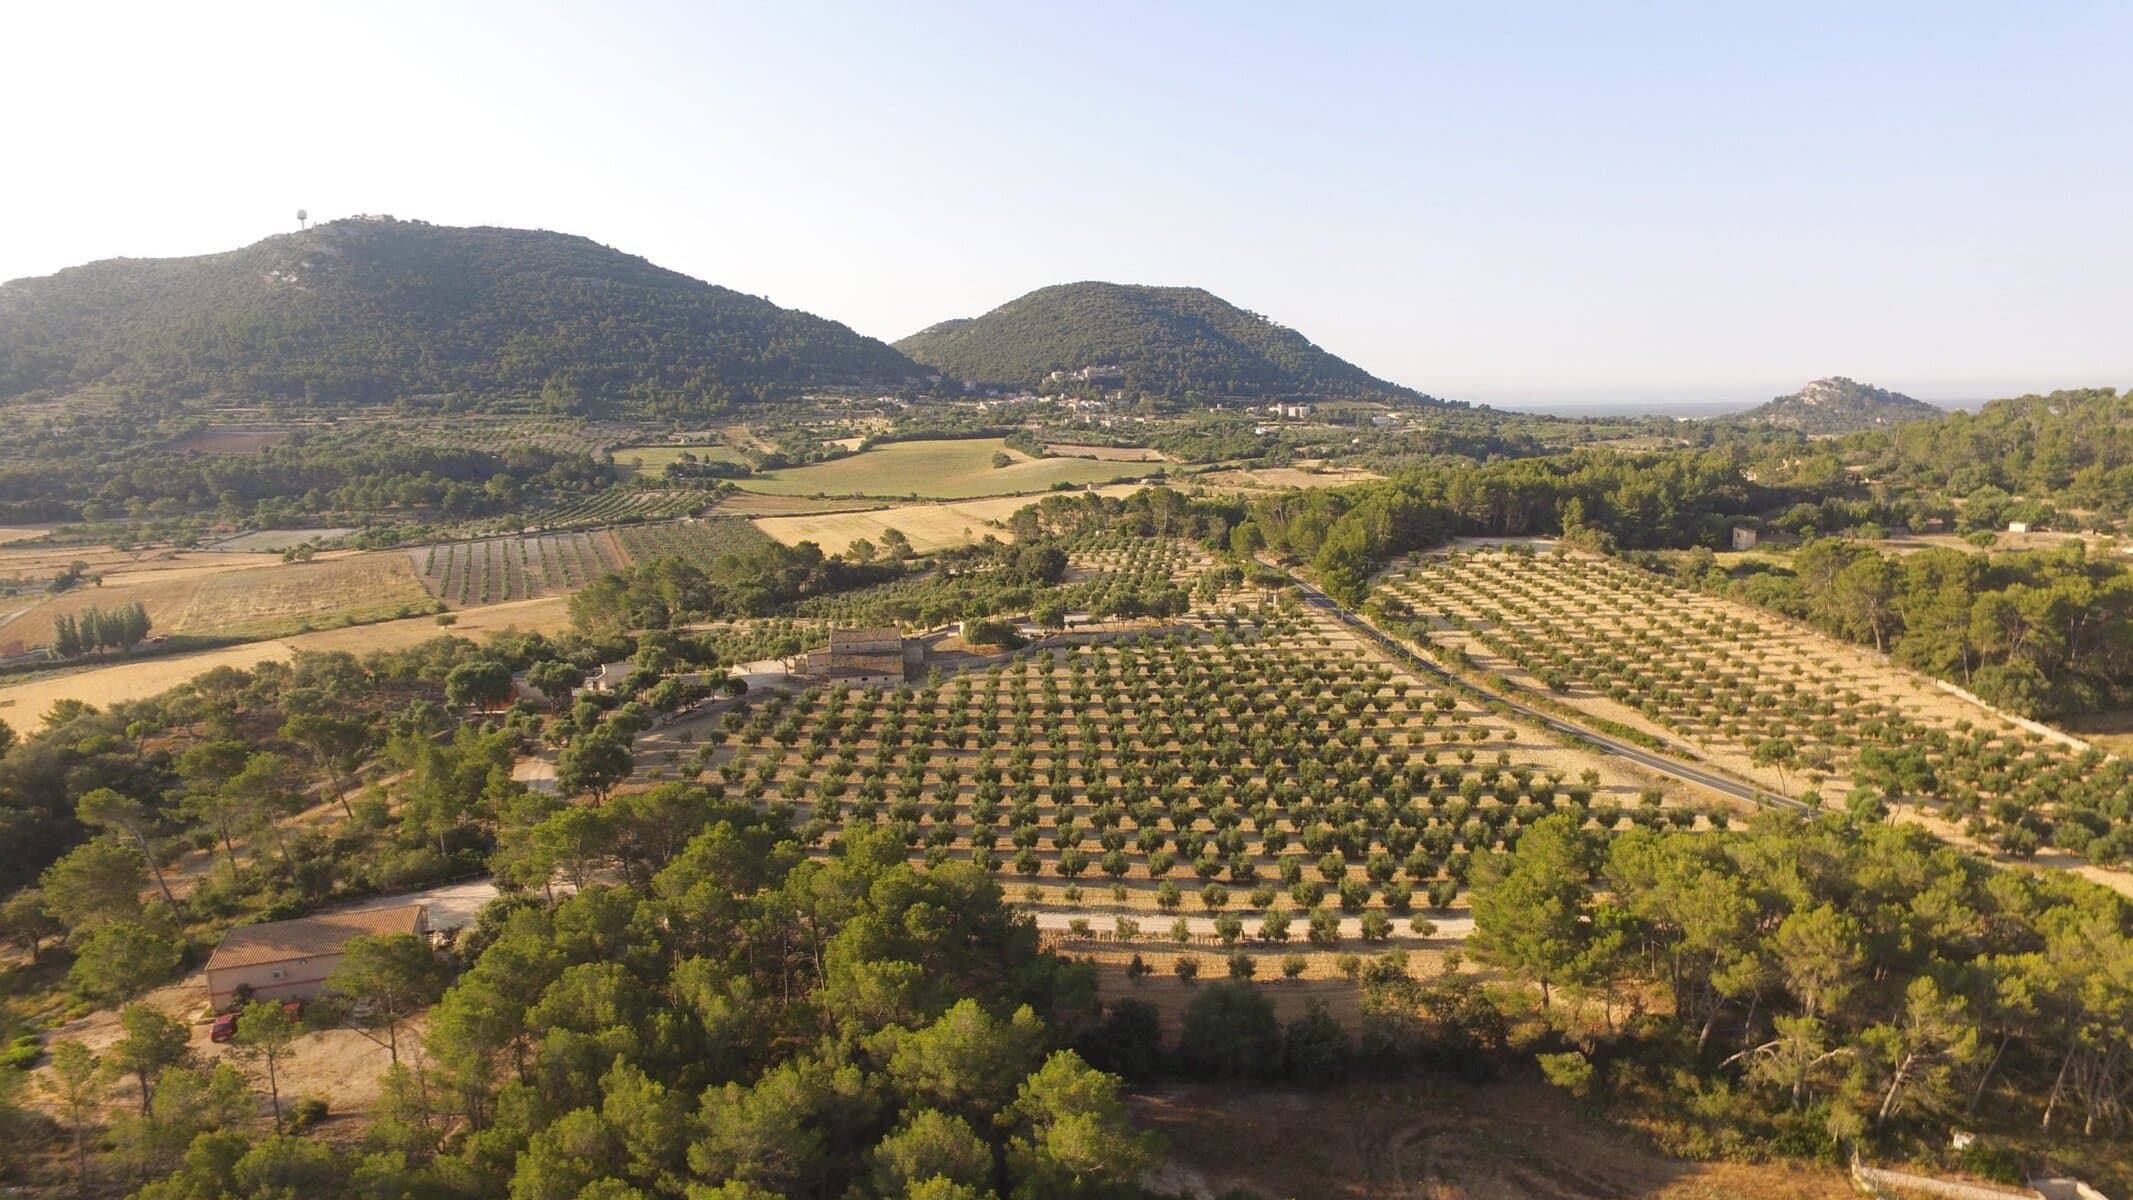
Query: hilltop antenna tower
[[296, 208, 309, 230]]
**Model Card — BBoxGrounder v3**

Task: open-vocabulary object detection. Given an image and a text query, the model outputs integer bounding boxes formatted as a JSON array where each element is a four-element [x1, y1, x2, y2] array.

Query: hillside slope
[[897, 282, 1434, 403], [0, 217, 919, 412], [1726, 376, 1943, 433]]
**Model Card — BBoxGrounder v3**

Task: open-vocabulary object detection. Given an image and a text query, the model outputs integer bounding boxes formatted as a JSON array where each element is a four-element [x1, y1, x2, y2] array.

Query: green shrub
[[1957, 1139, 2024, 1186], [290, 1096, 330, 1131], [1, 1035, 42, 1071]]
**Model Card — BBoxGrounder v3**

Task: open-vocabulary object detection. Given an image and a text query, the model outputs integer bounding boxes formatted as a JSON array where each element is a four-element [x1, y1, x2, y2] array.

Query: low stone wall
[[1930, 679, 2095, 755]]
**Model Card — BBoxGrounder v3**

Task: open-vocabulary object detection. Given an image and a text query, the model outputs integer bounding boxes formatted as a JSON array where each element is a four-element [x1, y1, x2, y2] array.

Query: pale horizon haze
[[4, 1, 2129, 409]]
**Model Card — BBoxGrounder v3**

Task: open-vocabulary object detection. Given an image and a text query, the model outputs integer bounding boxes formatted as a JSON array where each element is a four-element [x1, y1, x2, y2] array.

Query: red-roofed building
[[204, 905, 429, 1011]]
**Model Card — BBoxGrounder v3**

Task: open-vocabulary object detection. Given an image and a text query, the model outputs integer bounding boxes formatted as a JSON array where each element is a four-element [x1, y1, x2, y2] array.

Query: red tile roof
[[205, 905, 428, 972], [828, 626, 902, 648]]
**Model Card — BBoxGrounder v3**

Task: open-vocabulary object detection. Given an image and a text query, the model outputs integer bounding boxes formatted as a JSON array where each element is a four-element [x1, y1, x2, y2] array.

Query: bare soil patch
[[32, 969, 410, 1122], [1133, 1077, 1854, 1200], [2058, 707, 2133, 758], [1867, 529, 2109, 556], [207, 528, 355, 553]]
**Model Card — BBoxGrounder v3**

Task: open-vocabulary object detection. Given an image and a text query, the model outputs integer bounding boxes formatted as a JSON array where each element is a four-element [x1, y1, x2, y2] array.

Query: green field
[[613, 443, 752, 478], [732, 438, 1155, 499]]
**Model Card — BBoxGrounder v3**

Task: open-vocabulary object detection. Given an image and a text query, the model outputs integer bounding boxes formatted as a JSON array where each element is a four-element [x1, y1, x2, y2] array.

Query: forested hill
[[1864, 386, 2133, 502], [897, 281, 1440, 404], [0, 217, 921, 413], [1722, 376, 1943, 433]]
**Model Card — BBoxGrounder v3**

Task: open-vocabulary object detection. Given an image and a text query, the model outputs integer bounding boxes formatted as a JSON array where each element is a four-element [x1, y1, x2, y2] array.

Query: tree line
[[1855, 388, 2133, 521], [47, 602, 151, 657], [569, 543, 908, 635], [1661, 539, 2133, 719], [1225, 448, 1768, 604]]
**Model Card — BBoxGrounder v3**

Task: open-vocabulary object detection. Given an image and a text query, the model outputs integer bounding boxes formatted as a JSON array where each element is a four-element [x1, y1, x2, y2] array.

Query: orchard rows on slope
[[612, 517, 774, 569], [412, 529, 629, 606], [668, 597, 1709, 967], [412, 518, 770, 606], [794, 531, 1217, 627], [1380, 546, 2133, 864]]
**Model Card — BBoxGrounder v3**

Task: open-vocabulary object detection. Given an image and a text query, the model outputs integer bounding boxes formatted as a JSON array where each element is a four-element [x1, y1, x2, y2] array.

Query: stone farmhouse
[[805, 626, 918, 688]]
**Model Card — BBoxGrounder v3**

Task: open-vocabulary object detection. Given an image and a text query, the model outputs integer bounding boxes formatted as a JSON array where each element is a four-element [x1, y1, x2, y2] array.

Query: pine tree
[[52, 613, 80, 657], [122, 601, 151, 646]]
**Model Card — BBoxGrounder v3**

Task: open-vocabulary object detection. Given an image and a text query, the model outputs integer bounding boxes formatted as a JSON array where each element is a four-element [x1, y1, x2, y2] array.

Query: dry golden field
[[709, 492, 889, 517], [172, 553, 438, 637], [0, 551, 436, 654], [0, 546, 288, 655], [0, 595, 571, 719], [1196, 465, 1384, 491], [752, 484, 1148, 554]]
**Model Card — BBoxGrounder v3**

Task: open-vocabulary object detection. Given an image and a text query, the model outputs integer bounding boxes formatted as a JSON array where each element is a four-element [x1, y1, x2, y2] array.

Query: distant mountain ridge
[[0, 217, 920, 413], [1725, 376, 1943, 433], [897, 282, 1439, 405]]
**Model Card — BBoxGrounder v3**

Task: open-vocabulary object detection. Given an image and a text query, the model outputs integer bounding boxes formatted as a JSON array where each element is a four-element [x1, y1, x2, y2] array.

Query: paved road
[[1278, 571, 1812, 814], [332, 877, 501, 931]]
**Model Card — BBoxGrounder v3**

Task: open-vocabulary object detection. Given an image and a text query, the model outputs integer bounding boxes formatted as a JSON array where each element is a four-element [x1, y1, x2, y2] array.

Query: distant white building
[[1731, 526, 1759, 551], [1271, 402, 1313, 419], [2007, 521, 2031, 534], [585, 659, 637, 693]]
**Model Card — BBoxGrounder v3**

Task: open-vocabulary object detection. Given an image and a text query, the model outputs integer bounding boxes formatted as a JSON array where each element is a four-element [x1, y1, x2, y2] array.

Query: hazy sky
[[5, 2, 2129, 406]]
